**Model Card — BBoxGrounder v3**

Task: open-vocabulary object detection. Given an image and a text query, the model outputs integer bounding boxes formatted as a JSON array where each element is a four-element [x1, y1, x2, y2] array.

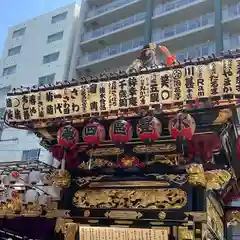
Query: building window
[[2, 65, 17, 76], [8, 46, 21, 56], [21, 149, 41, 162], [38, 73, 55, 86], [43, 52, 60, 64], [47, 31, 64, 43], [51, 12, 67, 24], [12, 27, 26, 38]]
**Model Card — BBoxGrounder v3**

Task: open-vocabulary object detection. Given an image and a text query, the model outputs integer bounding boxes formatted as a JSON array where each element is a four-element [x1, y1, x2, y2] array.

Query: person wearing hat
[[126, 43, 177, 73], [126, 43, 158, 73]]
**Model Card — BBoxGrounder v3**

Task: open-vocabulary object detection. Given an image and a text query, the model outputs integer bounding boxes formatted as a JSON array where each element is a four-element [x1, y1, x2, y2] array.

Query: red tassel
[[50, 145, 86, 168]]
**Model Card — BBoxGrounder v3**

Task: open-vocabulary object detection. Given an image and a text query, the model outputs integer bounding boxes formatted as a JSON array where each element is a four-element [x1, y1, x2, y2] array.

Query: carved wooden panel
[[73, 188, 187, 209]]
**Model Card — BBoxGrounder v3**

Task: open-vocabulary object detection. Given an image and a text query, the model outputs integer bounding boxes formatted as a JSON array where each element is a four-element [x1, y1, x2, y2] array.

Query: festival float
[[3, 43, 240, 239]]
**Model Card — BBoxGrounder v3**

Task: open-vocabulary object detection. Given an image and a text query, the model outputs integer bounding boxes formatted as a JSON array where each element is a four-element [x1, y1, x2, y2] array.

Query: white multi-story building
[[0, 3, 81, 88], [0, 3, 83, 164], [74, 0, 240, 78], [0, 0, 240, 165]]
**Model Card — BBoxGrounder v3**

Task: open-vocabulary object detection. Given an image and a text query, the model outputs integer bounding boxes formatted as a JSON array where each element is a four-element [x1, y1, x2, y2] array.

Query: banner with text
[[5, 59, 239, 122], [79, 226, 169, 240]]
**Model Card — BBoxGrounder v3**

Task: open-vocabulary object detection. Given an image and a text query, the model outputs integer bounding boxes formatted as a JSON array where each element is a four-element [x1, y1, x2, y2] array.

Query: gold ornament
[[104, 211, 143, 219], [186, 164, 206, 187], [207, 199, 224, 239], [133, 144, 176, 153], [226, 211, 240, 226], [73, 188, 187, 209], [205, 169, 231, 190], [158, 212, 166, 220], [178, 226, 194, 240], [21, 203, 42, 217], [55, 218, 78, 240], [50, 169, 71, 188]]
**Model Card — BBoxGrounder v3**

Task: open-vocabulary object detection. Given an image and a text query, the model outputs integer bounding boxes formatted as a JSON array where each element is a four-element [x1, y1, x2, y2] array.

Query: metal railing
[[77, 37, 144, 66], [78, 13, 214, 66], [82, 12, 145, 42], [86, 0, 140, 19], [153, 0, 204, 17], [78, 3, 239, 66], [152, 12, 214, 42], [224, 34, 240, 51], [175, 42, 216, 61], [222, 2, 240, 21]]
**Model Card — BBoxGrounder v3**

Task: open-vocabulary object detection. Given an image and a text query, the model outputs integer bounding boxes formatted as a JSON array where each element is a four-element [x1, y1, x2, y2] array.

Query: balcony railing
[[78, 13, 214, 66], [175, 42, 216, 62], [82, 12, 145, 42], [222, 2, 240, 21], [152, 13, 214, 42], [176, 35, 240, 61], [86, 0, 140, 19], [77, 37, 144, 66], [224, 34, 240, 51], [153, 0, 203, 17]]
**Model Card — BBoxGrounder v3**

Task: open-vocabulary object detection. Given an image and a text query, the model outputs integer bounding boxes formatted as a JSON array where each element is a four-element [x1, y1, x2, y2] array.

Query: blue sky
[[0, 0, 77, 54]]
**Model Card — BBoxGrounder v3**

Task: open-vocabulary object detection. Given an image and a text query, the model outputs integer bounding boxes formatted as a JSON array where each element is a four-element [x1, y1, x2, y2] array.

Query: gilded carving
[[105, 211, 143, 219], [0, 197, 67, 218], [55, 218, 67, 233], [201, 224, 208, 240], [55, 218, 78, 240], [146, 173, 188, 185], [64, 223, 78, 240], [158, 212, 166, 220], [178, 226, 194, 240], [0, 198, 21, 217], [186, 164, 206, 187], [133, 144, 176, 153], [6, 198, 21, 212], [76, 175, 110, 187], [79, 159, 116, 169], [205, 169, 231, 190], [152, 154, 186, 165], [207, 200, 224, 239], [207, 194, 224, 217], [89, 181, 170, 188], [77, 174, 188, 187], [50, 169, 71, 188], [21, 203, 42, 217], [79, 155, 188, 169], [87, 148, 123, 156], [226, 211, 240, 226], [84, 210, 90, 217], [186, 165, 232, 190], [73, 189, 187, 209], [184, 212, 207, 222], [114, 220, 133, 225]]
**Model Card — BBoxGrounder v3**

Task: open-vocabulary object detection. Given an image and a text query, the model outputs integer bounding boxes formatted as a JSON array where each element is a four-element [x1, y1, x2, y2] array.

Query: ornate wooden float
[[3, 45, 240, 239]]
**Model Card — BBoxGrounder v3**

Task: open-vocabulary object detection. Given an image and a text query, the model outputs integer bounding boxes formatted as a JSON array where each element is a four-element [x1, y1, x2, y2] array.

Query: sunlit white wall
[[0, 2, 83, 164]]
